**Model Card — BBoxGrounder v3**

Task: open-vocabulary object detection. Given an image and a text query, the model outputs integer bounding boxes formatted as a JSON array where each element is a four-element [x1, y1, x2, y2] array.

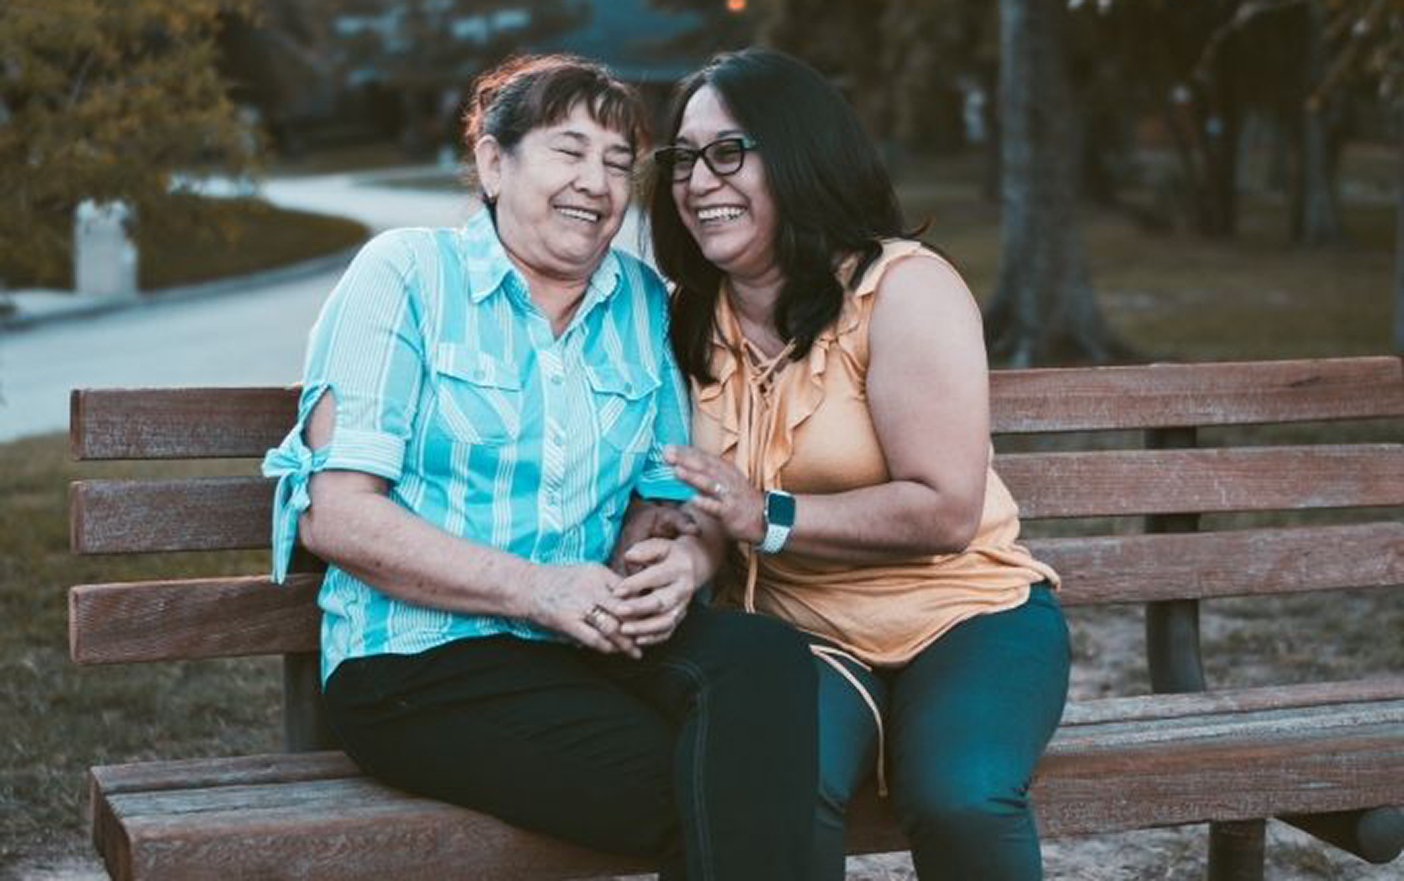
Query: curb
[[1, 243, 364, 333]]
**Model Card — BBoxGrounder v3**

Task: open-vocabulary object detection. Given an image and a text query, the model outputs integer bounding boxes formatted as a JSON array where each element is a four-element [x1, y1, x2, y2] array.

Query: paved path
[[0, 170, 645, 442]]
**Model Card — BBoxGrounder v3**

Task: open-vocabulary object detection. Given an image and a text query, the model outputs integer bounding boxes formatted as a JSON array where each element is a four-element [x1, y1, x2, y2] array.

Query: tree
[[0, 0, 260, 288], [983, 0, 1127, 365], [1296, 0, 1346, 243], [1313, 0, 1404, 349], [333, 0, 587, 157], [757, 0, 996, 162]]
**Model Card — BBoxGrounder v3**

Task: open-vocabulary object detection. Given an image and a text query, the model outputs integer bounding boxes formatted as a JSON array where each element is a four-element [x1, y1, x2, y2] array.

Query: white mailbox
[[74, 200, 137, 297]]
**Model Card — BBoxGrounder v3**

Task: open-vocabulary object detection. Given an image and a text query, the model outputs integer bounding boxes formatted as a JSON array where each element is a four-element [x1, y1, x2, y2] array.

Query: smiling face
[[670, 86, 779, 286], [476, 101, 634, 285]]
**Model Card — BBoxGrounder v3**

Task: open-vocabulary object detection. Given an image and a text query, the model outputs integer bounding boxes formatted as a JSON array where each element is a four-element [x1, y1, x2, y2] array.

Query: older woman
[[261, 55, 817, 880], [646, 49, 1071, 879]]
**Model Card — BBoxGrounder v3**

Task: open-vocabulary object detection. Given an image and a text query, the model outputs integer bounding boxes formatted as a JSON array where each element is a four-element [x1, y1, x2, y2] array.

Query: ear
[[474, 136, 503, 202]]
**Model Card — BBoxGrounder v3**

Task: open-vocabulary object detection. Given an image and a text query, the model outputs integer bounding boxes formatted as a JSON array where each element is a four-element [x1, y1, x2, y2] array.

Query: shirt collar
[[461, 207, 623, 311]]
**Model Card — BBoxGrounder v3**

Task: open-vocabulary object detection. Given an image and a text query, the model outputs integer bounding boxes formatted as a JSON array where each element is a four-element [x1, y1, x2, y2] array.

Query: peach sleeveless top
[[692, 240, 1060, 667]]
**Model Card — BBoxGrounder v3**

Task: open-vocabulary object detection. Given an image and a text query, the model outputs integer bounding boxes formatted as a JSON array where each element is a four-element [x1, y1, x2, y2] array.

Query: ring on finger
[[711, 480, 728, 499], [584, 605, 612, 632]]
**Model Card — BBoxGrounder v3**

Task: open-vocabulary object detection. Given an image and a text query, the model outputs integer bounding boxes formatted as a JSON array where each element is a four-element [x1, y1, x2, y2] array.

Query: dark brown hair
[[462, 54, 647, 208]]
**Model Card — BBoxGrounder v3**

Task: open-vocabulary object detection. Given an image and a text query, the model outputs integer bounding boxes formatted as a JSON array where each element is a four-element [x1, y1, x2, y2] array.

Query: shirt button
[[550, 373, 563, 385]]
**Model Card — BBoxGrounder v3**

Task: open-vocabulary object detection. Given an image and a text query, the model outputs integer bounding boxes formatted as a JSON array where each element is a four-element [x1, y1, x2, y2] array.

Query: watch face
[[766, 491, 797, 527]]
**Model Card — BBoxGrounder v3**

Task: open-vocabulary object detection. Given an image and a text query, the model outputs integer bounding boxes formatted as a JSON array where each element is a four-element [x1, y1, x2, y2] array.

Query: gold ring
[[584, 605, 610, 631]]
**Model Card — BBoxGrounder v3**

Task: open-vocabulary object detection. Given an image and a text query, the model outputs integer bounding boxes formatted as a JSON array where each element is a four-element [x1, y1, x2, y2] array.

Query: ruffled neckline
[[695, 239, 928, 488]]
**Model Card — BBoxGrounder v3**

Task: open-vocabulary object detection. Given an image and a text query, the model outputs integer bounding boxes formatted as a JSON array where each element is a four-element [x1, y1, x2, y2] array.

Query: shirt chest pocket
[[432, 344, 524, 445], [586, 364, 660, 453]]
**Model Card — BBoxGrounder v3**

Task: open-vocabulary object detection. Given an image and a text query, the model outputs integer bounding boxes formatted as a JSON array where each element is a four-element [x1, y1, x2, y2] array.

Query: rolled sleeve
[[261, 231, 428, 581], [261, 425, 326, 583]]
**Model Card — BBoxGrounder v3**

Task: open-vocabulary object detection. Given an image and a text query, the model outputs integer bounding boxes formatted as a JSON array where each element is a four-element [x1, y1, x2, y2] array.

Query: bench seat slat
[[1059, 677, 1404, 726], [67, 523, 1404, 664], [67, 358, 1404, 460], [91, 716, 1404, 879], [93, 752, 357, 795], [68, 446, 1404, 553]]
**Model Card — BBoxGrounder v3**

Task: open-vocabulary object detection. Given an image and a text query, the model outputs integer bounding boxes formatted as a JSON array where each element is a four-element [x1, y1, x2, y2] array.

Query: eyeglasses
[[653, 136, 760, 183]]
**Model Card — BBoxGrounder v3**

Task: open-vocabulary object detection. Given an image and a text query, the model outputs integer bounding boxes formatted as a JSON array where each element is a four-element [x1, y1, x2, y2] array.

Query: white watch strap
[[758, 519, 792, 554]]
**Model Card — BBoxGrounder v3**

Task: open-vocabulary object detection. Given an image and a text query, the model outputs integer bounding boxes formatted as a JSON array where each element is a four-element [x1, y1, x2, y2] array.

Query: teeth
[[697, 206, 745, 222], [556, 206, 600, 223]]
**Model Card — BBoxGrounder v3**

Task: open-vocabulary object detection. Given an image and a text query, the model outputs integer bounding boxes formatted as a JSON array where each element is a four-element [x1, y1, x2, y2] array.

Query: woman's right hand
[[522, 563, 642, 658]]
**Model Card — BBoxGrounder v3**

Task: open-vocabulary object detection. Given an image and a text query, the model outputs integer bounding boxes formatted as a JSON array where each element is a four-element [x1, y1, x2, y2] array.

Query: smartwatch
[[756, 489, 796, 554]]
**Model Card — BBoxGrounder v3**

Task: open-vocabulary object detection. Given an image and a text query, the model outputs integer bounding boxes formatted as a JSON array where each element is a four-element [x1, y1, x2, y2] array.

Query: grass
[[0, 436, 279, 868], [3, 143, 1403, 878], [2, 195, 367, 292], [137, 197, 367, 290]]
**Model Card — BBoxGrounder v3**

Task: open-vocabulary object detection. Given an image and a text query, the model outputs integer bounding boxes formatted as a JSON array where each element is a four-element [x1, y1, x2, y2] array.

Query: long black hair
[[648, 48, 909, 384]]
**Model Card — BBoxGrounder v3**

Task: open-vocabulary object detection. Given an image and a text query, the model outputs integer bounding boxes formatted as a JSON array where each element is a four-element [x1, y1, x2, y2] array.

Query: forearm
[[779, 480, 978, 564], [300, 489, 536, 618]]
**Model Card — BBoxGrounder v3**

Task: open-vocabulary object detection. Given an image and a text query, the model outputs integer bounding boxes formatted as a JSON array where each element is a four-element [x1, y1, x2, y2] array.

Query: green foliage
[[0, 0, 261, 287]]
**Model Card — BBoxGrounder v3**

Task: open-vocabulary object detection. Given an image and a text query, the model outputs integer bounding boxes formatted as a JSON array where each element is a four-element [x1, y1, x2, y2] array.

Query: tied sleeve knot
[[261, 430, 327, 583]]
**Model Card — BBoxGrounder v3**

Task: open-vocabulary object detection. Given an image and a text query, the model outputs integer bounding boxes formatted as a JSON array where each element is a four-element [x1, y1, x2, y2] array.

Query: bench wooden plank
[[68, 446, 1404, 553], [990, 356, 1404, 433], [1001, 444, 1404, 519], [67, 358, 1404, 460], [93, 752, 357, 794], [94, 775, 655, 881], [71, 477, 272, 554], [1033, 726, 1404, 835], [91, 715, 1404, 879], [67, 523, 1404, 664], [1029, 522, 1404, 605], [69, 575, 321, 664], [1060, 678, 1404, 726], [71, 387, 299, 461]]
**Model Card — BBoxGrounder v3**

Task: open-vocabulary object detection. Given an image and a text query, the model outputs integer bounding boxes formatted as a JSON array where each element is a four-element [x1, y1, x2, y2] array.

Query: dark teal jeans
[[812, 584, 1070, 880]]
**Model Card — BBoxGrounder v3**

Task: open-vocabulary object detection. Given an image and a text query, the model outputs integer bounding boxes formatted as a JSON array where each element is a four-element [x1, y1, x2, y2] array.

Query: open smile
[[555, 205, 603, 224], [695, 205, 747, 225]]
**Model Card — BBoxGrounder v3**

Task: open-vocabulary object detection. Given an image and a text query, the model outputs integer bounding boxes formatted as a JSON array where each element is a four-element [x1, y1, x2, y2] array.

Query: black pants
[[323, 605, 818, 880]]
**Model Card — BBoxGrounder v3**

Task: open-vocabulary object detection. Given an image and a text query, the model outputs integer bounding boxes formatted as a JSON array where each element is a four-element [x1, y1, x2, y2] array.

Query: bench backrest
[[67, 357, 1404, 719]]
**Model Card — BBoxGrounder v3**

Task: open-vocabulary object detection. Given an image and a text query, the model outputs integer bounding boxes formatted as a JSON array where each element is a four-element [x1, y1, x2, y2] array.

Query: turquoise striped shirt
[[263, 209, 692, 684]]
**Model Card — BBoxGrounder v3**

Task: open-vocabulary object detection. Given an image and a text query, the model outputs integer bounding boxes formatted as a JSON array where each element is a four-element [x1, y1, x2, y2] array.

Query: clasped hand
[[528, 536, 702, 659]]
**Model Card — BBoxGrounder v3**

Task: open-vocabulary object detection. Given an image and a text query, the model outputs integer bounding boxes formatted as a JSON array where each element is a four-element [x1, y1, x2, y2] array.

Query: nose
[[686, 157, 722, 194], [574, 156, 608, 196]]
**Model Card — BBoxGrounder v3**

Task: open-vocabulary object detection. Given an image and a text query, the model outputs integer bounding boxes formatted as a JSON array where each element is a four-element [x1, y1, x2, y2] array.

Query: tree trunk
[[1395, 109, 1404, 353], [1200, 96, 1241, 237], [1193, 51, 1243, 239], [1298, 0, 1342, 244], [984, 0, 1128, 366]]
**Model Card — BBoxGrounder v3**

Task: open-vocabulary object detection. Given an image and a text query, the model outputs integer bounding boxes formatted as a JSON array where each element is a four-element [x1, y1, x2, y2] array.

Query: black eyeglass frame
[[653, 135, 760, 183]]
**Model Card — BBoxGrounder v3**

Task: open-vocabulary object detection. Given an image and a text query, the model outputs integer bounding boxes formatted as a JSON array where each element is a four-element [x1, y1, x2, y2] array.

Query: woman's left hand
[[611, 537, 702, 646], [665, 445, 766, 545]]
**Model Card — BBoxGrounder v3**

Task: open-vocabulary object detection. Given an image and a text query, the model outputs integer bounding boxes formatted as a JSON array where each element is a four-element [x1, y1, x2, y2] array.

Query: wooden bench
[[69, 356, 1404, 880]]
